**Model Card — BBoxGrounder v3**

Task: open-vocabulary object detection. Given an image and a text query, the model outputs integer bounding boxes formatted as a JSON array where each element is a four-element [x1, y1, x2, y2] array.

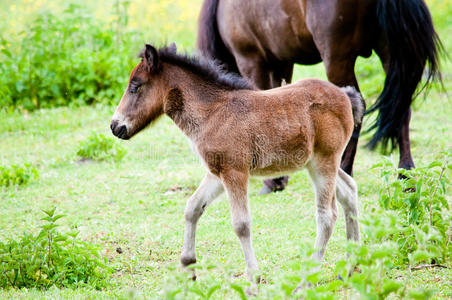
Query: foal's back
[[254, 79, 353, 172], [199, 79, 354, 176]]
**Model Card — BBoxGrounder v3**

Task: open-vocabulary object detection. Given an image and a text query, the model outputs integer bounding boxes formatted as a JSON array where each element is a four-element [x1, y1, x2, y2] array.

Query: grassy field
[[0, 0, 451, 299]]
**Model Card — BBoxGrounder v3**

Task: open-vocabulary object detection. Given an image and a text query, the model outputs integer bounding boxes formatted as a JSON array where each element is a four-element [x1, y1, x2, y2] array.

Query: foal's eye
[[130, 84, 140, 94]]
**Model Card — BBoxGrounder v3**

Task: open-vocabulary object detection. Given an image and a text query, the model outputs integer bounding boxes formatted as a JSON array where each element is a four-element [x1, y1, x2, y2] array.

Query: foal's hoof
[[246, 284, 258, 297], [181, 265, 197, 281], [292, 280, 313, 295], [181, 255, 197, 281]]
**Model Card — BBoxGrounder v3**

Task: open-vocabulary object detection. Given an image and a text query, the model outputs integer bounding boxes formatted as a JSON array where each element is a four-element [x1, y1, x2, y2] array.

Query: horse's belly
[[218, 0, 321, 64]]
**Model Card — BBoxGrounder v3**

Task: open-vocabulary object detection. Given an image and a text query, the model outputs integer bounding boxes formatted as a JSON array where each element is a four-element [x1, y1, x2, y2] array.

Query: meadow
[[0, 0, 450, 299]]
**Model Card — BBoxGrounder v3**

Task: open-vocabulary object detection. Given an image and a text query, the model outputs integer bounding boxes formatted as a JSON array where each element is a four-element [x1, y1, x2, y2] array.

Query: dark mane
[[141, 46, 254, 91]]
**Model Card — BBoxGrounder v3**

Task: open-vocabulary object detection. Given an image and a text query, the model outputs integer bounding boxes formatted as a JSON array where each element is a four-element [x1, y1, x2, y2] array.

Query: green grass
[[0, 91, 450, 298], [0, 0, 451, 299]]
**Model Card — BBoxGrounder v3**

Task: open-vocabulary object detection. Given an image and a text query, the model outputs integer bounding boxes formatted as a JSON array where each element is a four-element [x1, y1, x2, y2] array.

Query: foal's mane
[[141, 46, 254, 91]]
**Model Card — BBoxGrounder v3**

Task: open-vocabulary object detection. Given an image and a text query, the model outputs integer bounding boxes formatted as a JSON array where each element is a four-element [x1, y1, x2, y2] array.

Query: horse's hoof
[[259, 184, 273, 195]]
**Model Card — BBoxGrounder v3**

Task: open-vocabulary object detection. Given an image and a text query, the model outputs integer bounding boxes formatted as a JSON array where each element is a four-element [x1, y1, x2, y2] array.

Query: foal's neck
[[163, 64, 230, 137]]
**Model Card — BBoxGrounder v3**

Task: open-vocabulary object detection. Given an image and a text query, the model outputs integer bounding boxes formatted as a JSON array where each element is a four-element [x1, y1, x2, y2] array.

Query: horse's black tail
[[367, 0, 442, 151], [197, 0, 240, 74]]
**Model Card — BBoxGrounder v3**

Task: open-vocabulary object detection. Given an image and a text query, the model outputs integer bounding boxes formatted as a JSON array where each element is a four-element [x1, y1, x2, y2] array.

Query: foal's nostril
[[117, 125, 126, 136], [114, 125, 128, 139], [110, 120, 119, 133]]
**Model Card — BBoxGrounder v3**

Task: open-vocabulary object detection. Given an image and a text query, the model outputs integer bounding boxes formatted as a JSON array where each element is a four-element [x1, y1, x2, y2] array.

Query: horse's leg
[[271, 61, 294, 87], [306, 155, 339, 261], [220, 169, 259, 285], [180, 173, 224, 275], [398, 109, 415, 174], [323, 57, 364, 176], [234, 54, 274, 90], [336, 169, 360, 242]]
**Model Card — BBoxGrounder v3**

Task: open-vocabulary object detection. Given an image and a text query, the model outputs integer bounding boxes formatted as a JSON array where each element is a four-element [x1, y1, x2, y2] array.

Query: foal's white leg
[[294, 161, 339, 294], [336, 168, 360, 242], [220, 170, 259, 284], [307, 162, 338, 261], [180, 173, 224, 268]]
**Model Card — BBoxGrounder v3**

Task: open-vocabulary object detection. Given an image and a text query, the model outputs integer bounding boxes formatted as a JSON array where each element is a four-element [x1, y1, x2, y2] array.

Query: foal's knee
[[233, 220, 251, 238], [181, 255, 197, 267], [184, 202, 205, 223]]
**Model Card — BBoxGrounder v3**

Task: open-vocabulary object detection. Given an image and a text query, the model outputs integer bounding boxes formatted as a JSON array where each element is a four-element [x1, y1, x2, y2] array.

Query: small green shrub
[[0, 164, 38, 187], [0, 208, 112, 289], [372, 152, 451, 265], [77, 132, 126, 162], [0, 2, 138, 110]]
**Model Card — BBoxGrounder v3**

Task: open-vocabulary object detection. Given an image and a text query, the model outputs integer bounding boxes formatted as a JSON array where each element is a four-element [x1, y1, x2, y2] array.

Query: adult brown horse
[[197, 0, 442, 194]]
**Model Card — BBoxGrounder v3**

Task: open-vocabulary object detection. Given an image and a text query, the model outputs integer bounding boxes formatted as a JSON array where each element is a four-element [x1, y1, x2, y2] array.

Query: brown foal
[[110, 44, 363, 286]]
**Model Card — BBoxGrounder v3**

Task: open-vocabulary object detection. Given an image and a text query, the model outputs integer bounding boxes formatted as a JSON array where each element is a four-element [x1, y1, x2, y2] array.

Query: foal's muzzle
[[110, 120, 130, 140]]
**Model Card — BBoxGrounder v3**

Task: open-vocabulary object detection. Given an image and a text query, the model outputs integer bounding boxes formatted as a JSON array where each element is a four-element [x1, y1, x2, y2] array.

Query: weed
[[0, 3, 139, 110], [0, 208, 112, 289], [76, 132, 127, 162], [0, 164, 38, 187], [372, 152, 451, 265]]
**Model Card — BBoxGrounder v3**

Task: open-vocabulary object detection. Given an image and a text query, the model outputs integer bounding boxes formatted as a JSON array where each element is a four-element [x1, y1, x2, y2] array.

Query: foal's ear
[[144, 44, 159, 73], [168, 42, 177, 53]]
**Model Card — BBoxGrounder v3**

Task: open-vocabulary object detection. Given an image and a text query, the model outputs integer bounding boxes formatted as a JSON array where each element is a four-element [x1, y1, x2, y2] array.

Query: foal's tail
[[197, 0, 240, 74], [341, 86, 365, 128], [368, 0, 442, 151]]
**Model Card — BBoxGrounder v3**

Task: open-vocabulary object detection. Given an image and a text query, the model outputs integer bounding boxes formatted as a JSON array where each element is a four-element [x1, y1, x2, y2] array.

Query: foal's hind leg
[[294, 156, 339, 293], [181, 173, 224, 271], [307, 157, 340, 261], [336, 169, 360, 242]]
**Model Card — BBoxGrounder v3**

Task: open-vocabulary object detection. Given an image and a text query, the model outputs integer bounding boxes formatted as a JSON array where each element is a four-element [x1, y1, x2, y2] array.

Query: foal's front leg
[[181, 173, 224, 271], [220, 169, 259, 283]]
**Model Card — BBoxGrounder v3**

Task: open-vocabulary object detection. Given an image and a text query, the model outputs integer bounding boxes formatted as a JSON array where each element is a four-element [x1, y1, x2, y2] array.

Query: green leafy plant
[[0, 3, 138, 110], [0, 164, 38, 187], [77, 132, 127, 162], [0, 208, 112, 289], [372, 152, 451, 265]]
